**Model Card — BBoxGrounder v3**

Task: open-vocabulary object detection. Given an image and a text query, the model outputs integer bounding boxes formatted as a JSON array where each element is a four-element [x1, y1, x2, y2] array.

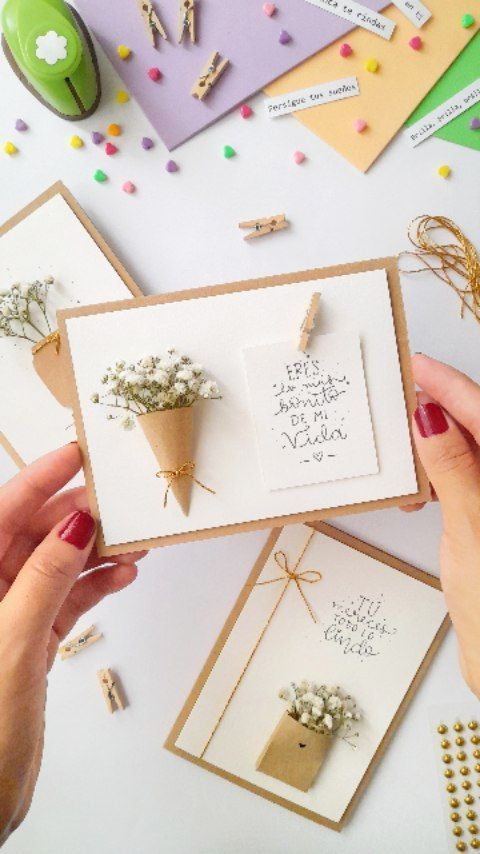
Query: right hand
[[407, 355, 480, 697]]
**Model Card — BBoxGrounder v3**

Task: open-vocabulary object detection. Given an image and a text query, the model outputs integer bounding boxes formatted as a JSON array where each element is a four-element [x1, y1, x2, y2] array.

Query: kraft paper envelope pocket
[[59, 257, 428, 556], [265, 0, 477, 172], [0, 182, 143, 468], [165, 522, 449, 830]]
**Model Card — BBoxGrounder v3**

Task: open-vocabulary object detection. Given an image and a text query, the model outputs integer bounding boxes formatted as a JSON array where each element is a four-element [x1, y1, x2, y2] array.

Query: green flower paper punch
[[1, 0, 101, 120]]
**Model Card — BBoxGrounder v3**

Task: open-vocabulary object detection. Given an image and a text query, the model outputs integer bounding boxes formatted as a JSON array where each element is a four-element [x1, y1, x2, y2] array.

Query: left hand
[[0, 443, 145, 844]]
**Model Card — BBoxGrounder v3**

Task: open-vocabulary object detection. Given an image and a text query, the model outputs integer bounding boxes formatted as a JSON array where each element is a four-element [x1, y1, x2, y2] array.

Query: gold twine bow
[[156, 460, 215, 508], [399, 215, 480, 324], [31, 330, 61, 355], [198, 528, 320, 758], [254, 548, 322, 623]]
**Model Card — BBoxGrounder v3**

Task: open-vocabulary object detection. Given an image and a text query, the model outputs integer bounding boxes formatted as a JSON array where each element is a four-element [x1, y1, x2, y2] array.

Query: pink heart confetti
[[354, 118, 367, 133], [409, 35, 422, 50], [263, 2, 276, 15], [105, 142, 118, 155], [293, 150, 305, 164], [240, 103, 253, 118], [122, 181, 136, 194]]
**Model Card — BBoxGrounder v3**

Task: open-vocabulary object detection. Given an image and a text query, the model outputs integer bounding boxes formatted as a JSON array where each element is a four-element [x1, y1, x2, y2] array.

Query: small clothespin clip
[[137, 0, 168, 46], [97, 668, 125, 714], [178, 0, 195, 43], [58, 625, 102, 660], [191, 51, 229, 100], [298, 292, 321, 352], [239, 213, 289, 241]]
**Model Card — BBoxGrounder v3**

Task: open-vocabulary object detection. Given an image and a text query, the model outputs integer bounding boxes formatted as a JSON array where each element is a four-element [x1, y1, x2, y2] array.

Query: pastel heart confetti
[[293, 150, 305, 164], [122, 181, 136, 193], [240, 104, 253, 118], [409, 36, 422, 50], [105, 142, 118, 155], [354, 118, 367, 133], [339, 43, 352, 57], [263, 3, 276, 16]]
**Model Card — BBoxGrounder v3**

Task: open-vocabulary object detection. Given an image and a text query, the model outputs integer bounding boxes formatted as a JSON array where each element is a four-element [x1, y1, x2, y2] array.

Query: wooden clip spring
[[239, 214, 289, 241], [137, 0, 168, 46], [178, 0, 195, 43], [191, 51, 229, 100], [97, 668, 125, 714], [59, 625, 102, 660], [298, 293, 320, 352]]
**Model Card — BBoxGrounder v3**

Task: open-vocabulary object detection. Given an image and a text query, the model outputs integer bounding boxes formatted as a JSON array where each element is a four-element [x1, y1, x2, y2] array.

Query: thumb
[[413, 394, 480, 524], [3, 511, 96, 639]]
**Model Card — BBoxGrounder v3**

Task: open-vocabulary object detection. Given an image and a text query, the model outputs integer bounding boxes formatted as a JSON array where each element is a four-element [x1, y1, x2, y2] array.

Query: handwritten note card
[[406, 79, 480, 146], [264, 77, 359, 118], [243, 332, 378, 491], [390, 0, 431, 27], [305, 0, 396, 40]]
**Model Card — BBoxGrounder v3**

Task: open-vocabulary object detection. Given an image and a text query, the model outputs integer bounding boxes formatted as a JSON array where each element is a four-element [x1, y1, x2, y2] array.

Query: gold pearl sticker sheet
[[434, 710, 480, 851]]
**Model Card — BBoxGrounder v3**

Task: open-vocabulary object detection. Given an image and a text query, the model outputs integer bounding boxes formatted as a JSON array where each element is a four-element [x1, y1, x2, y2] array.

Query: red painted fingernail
[[414, 403, 449, 438], [58, 511, 96, 550]]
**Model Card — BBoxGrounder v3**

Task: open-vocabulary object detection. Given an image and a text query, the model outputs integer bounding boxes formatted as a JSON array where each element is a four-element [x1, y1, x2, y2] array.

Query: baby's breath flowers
[[279, 681, 361, 742], [92, 350, 221, 428], [0, 278, 54, 344]]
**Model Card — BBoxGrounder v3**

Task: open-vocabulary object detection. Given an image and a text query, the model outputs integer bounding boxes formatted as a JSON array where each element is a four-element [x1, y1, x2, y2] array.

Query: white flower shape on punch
[[35, 30, 68, 66]]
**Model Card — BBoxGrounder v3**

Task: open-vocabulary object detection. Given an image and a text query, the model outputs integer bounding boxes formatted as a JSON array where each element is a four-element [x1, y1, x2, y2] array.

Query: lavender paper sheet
[[75, 0, 387, 150]]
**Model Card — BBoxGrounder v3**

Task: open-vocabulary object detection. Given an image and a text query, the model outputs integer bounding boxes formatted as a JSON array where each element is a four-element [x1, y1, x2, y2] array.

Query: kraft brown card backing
[[58, 256, 430, 556], [0, 181, 143, 468], [164, 521, 450, 831]]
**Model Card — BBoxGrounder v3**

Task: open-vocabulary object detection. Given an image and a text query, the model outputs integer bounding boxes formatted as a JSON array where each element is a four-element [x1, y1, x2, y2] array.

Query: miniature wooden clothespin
[[191, 52, 229, 100], [239, 214, 289, 241], [97, 669, 125, 714], [58, 625, 102, 660], [137, 0, 168, 46], [178, 0, 195, 43], [298, 292, 321, 352]]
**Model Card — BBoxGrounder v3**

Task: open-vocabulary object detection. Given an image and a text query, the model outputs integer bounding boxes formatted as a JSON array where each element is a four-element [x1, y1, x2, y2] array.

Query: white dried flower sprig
[[91, 350, 221, 429], [0, 278, 54, 344], [278, 681, 360, 742]]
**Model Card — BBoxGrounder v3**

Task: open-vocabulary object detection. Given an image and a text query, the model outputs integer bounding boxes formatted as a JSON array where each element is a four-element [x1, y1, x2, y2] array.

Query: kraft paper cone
[[31, 333, 71, 408], [137, 407, 194, 516], [256, 712, 331, 792]]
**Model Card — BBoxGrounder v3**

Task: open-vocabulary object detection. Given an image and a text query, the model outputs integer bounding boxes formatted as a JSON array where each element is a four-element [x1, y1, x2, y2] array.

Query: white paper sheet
[[0, 194, 136, 465], [305, 0, 396, 39], [175, 524, 447, 823], [243, 333, 378, 490], [64, 268, 418, 546]]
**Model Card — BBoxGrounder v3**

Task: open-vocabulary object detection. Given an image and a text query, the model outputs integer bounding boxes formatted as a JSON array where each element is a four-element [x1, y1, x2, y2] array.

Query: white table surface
[[1, 6, 480, 852]]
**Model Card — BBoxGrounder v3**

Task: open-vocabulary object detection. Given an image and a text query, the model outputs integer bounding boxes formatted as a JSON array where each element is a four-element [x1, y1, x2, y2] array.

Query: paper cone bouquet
[[0, 277, 70, 406], [91, 350, 220, 516], [257, 681, 361, 791]]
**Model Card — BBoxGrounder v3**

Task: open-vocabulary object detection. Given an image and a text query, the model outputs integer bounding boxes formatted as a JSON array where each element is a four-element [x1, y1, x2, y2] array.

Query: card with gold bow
[[165, 522, 449, 830]]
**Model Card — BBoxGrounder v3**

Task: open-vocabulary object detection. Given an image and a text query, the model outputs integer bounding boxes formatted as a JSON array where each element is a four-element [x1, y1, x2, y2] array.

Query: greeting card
[[59, 258, 428, 555], [166, 522, 449, 829], [0, 183, 142, 467]]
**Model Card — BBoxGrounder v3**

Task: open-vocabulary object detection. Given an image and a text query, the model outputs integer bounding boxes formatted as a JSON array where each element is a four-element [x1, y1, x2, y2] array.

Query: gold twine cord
[[399, 215, 480, 323], [156, 460, 215, 508], [31, 330, 61, 355], [199, 528, 321, 759]]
